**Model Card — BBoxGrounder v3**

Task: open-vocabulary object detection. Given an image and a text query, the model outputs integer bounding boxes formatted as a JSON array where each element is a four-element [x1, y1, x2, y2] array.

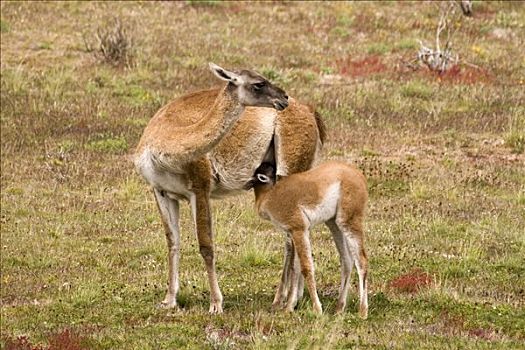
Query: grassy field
[[1, 1, 524, 349]]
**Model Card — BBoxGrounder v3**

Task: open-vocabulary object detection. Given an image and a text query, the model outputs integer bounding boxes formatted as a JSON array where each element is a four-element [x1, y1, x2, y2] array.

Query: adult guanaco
[[134, 63, 325, 313], [247, 161, 369, 317]]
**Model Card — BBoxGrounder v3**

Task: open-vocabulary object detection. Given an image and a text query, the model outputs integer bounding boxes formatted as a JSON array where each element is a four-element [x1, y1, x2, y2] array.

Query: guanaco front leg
[[289, 229, 322, 314], [153, 189, 181, 309], [191, 191, 223, 314]]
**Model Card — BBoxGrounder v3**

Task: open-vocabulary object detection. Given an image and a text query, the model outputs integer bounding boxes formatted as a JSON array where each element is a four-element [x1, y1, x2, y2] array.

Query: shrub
[[89, 19, 134, 67]]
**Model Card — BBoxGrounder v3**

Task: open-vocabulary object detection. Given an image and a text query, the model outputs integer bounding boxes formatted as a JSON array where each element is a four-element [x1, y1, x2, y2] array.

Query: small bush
[[90, 19, 134, 67]]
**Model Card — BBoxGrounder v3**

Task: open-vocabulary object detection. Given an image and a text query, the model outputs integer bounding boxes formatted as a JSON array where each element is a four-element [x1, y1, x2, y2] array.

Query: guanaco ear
[[209, 62, 243, 85], [256, 174, 271, 183]]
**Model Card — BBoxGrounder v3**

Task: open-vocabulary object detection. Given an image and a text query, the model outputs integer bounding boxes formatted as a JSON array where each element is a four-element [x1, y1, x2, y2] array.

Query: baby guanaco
[[247, 161, 369, 317]]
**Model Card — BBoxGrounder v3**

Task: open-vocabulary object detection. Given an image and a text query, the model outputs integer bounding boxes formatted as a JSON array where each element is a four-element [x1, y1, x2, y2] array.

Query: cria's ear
[[256, 174, 271, 183], [209, 62, 243, 86]]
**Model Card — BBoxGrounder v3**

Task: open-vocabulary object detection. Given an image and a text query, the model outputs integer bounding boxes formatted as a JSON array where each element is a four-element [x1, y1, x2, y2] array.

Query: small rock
[[491, 27, 513, 40]]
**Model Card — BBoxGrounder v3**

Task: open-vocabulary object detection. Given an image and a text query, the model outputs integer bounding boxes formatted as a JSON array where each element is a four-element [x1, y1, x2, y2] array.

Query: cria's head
[[254, 162, 276, 185], [244, 162, 276, 190]]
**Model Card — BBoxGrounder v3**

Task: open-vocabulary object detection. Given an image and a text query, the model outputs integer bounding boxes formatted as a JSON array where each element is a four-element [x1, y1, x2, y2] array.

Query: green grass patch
[[505, 132, 524, 154], [240, 245, 273, 268], [1, 19, 11, 33], [401, 80, 433, 99], [86, 135, 128, 154], [367, 42, 390, 55], [186, 0, 222, 7], [395, 38, 418, 50], [36, 41, 53, 50]]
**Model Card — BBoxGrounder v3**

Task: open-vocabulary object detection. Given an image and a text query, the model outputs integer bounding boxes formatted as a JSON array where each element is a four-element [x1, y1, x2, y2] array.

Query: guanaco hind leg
[[326, 219, 354, 313], [342, 225, 368, 319], [153, 189, 181, 309]]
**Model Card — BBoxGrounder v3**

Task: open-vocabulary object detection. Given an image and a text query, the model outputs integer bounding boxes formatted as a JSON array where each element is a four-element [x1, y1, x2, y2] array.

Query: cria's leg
[[272, 234, 294, 310], [289, 229, 322, 314], [326, 219, 353, 314], [286, 247, 305, 303], [342, 223, 368, 319], [296, 270, 305, 302], [284, 247, 301, 312], [191, 192, 223, 314], [153, 189, 181, 309]]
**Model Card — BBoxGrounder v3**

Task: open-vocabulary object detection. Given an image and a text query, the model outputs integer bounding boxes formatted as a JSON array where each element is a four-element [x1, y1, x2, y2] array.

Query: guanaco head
[[209, 63, 289, 111]]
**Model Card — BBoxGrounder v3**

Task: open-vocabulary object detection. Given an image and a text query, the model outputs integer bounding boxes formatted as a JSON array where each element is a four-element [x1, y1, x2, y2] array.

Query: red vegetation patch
[[3, 329, 88, 350], [438, 311, 497, 341], [389, 268, 432, 294], [3, 336, 44, 350], [47, 329, 88, 350], [396, 62, 495, 85], [468, 328, 496, 341], [337, 55, 387, 77], [439, 310, 466, 332], [432, 65, 494, 85]]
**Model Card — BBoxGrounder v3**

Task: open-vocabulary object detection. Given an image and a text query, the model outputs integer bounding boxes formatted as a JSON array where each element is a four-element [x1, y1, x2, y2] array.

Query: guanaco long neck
[[159, 84, 245, 165]]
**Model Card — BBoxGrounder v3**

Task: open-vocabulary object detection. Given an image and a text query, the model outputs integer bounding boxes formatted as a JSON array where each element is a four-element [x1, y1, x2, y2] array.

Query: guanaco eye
[[253, 82, 265, 90]]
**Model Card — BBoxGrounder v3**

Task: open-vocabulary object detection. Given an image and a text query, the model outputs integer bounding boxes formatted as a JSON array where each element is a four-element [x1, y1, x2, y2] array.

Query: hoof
[[335, 302, 346, 315], [209, 302, 223, 314], [157, 300, 178, 309], [271, 302, 285, 312]]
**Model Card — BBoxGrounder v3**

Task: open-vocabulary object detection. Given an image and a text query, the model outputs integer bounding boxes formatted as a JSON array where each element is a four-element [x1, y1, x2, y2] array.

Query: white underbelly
[[134, 148, 192, 199]]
